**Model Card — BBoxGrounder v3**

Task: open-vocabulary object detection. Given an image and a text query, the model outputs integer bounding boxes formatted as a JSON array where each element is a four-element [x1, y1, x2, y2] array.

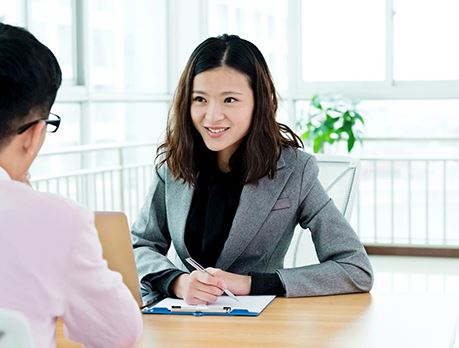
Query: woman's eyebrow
[[192, 90, 208, 95], [192, 90, 244, 95], [192, 90, 244, 96], [221, 91, 244, 96]]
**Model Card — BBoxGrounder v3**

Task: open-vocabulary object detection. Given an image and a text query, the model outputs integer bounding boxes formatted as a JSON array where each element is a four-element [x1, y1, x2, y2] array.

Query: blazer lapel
[[166, 177, 193, 260], [216, 153, 294, 270]]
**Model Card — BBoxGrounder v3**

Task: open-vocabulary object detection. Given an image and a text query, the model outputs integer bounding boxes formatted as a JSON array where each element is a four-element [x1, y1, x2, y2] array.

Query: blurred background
[[2, 0, 459, 251]]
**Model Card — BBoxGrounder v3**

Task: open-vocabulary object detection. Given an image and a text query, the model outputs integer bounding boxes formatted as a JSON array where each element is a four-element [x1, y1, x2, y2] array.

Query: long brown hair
[[157, 34, 302, 185]]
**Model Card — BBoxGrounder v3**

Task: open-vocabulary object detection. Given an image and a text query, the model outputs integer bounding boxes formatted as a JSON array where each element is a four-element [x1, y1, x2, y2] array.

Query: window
[[0, 2, 25, 26], [45, 103, 82, 148], [207, 0, 288, 92], [89, 103, 169, 145], [29, 0, 76, 83], [394, 0, 459, 81], [88, 0, 168, 94], [298, 0, 459, 99], [20, 0, 170, 179], [301, 0, 386, 82]]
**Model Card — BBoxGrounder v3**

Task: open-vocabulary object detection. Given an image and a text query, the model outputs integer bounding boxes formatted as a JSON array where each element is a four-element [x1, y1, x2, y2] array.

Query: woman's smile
[[204, 126, 230, 138]]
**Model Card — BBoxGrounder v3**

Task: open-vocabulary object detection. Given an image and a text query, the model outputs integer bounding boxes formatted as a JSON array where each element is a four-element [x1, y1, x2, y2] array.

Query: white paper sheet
[[152, 295, 276, 314]]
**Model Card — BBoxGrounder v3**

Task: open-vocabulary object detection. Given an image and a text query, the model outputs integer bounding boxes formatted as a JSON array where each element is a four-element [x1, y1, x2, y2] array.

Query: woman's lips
[[204, 127, 230, 138]]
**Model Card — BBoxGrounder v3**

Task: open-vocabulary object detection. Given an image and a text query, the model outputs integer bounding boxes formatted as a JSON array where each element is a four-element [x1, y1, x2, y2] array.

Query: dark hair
[[0, 22, 62, 148], [158, 34, 302, 185]]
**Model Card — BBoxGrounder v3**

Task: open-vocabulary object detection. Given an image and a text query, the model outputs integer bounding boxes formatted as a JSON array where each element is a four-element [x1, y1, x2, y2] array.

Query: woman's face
[[191, 66, 254, 170]]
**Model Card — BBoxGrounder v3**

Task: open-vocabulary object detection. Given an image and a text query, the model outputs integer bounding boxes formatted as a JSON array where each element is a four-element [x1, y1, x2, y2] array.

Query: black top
[[145, 150, 285, 297], [185, 156, 243, 268]]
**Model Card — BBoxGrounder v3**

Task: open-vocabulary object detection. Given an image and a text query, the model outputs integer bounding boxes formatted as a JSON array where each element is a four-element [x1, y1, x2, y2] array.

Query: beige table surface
[[134, 292, 459, 348]]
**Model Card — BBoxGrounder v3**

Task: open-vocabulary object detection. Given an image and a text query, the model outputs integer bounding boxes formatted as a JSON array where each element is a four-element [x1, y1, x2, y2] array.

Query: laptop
[[94, 211, 143, 308]]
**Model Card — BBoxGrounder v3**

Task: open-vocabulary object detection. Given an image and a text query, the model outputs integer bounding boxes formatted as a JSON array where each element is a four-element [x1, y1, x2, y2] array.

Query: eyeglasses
[[16, 113, 61, 135]]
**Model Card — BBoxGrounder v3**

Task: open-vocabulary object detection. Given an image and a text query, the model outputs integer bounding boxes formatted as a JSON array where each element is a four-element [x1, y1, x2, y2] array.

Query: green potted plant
[[296, 94, 365, 153]]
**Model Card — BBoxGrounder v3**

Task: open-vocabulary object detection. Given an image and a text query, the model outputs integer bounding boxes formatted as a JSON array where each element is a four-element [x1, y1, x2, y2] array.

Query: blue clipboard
[[142, 295, 275, 317]]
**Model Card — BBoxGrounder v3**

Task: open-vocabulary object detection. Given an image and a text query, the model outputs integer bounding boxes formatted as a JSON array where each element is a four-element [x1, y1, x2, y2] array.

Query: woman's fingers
[[204, 268, 252, 295], [184, 271, 225, 304], [192, 270, 227, 289]]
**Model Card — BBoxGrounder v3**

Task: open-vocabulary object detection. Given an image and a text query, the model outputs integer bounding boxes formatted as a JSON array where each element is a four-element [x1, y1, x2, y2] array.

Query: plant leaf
[[302, 94, 366, 153], [313, 137, 322, 153], [347, 133, 356, 152], [311, 95, 322, 110], [354, 112, 365, 124]]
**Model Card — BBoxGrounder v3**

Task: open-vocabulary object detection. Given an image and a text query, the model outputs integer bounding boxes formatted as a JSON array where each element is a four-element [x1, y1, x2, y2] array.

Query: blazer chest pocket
[[272, 197, 290, 211]]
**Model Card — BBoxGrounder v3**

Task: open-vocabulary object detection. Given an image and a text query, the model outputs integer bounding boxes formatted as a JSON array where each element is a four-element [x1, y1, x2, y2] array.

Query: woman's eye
[[224, 97, 237, 103], [193, 96, 206, 103]]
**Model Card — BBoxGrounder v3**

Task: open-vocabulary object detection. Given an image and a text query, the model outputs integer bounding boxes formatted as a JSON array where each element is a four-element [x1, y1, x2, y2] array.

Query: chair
[[0, 309, 33, 348], [312, 154, 360, 220], [284, 154, 361, 268]]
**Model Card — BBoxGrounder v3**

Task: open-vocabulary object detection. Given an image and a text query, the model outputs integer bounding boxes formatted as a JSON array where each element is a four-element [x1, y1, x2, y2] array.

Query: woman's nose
[[205, 102, 225, 123]]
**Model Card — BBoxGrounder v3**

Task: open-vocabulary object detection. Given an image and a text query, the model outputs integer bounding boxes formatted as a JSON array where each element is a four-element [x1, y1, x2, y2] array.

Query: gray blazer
[[132, 147, 373, 304]]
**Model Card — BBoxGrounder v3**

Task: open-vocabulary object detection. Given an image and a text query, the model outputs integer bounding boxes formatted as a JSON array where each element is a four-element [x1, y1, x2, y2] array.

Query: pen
[[185, 257, 240, 302]]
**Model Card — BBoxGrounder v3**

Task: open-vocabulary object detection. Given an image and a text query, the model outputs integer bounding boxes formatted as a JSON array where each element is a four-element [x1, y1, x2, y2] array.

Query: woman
[[132, 34, 373, 305]]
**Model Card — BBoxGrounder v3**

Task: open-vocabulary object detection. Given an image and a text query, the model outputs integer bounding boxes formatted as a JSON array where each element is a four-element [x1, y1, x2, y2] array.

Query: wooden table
[[136, 293, 459, 348], [57, 292, 459, 347]]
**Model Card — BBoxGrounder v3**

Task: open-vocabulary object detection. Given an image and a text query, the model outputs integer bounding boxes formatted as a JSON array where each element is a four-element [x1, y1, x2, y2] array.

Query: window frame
[[11, 0, 174, 148], [9, 0, 459, 145], [292, 0, 459, 101]]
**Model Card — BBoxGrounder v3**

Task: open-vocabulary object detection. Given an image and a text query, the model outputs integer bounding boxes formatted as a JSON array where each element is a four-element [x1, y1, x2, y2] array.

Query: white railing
[[31, 142, 157, 222], [31, 142, 459, 247], [355, 156, 459, 247]]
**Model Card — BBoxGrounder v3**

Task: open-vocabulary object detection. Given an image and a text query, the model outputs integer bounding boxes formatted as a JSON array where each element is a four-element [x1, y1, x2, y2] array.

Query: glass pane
[[207, 0, 288, 92], [276, 101, 294, 129], [301, 0, 385, 81], [31, 103, 81, 178], [42, 103, 81, 149], [295, 99, 459, 157], [394, 0, 459, 80], [90, 102, 169, 145], [31, 152, 81, 178], [29, 0, 75, 83], [359, 100, 459, 141], [0, 2, 25, 26], [88, 102, 168, 172], [88, 0, 167, 93]]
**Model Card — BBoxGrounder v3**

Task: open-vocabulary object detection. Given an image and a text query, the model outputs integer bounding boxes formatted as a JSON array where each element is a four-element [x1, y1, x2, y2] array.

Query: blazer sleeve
[[63, 208, 142, 348], [277, 155, 374, 297], [131, 164, 182, 303]]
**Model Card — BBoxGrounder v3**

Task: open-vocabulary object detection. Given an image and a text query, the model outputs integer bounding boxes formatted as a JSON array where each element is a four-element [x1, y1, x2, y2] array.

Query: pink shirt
[[0, 167, 142, 347]]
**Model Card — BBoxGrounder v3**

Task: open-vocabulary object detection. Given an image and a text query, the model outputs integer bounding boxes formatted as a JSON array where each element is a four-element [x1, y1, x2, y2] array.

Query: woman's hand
[[171, 271, 226, 305], [205, 268, 252, 296]]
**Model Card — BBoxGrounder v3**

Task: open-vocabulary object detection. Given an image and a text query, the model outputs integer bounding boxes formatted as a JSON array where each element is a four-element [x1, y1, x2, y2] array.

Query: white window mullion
[[74, 0, 87, 87], [385, 0, 395, 87], [287, 0, 302, 125], [199, 0, 209, 41], [167, 0, 208, 93], [76, 0, 91, 159], [23, 0, 30, 27], [166, 0, 180, 96]]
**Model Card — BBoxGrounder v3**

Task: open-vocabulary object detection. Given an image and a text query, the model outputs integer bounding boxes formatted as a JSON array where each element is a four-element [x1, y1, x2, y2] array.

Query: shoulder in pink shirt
[[0, 171, 142, 348]]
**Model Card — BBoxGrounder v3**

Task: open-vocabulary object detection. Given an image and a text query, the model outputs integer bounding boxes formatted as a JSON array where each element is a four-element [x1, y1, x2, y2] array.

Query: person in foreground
[[132, 34, 373, 305], [0, 22, 142, 347]]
